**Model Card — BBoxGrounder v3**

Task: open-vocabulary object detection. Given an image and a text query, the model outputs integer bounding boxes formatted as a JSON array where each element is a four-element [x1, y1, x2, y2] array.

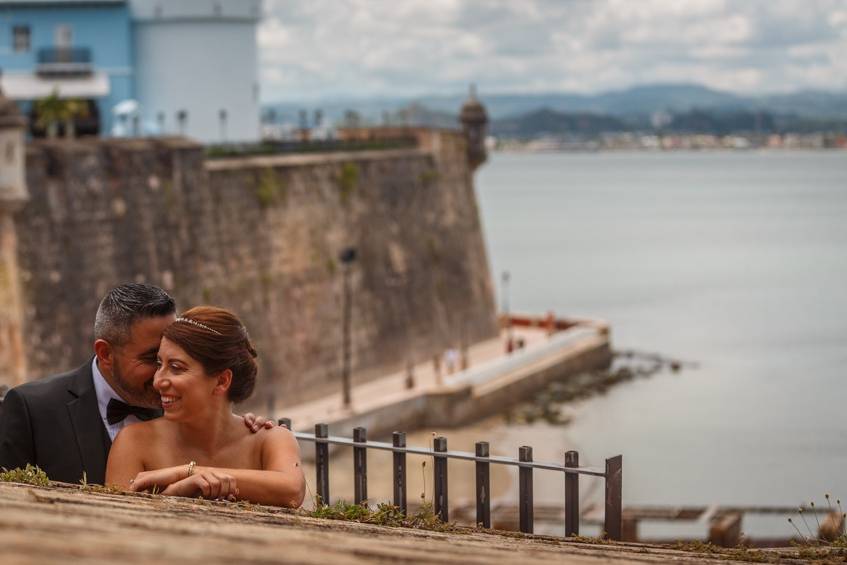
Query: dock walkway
[[280, 317, 612, 439]]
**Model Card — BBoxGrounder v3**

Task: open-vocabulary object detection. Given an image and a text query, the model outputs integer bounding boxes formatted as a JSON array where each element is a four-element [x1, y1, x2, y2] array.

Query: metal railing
[[279, 418, 623, 540], [36, 47, 93, 77], [37, 47, 92, 64]]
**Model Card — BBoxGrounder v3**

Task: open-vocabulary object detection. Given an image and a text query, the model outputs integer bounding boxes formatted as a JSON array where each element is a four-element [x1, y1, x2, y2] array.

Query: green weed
[[419, 169, 439, 185], [308, 500, 453, 532], [256, 168, 286, 208], [0, 465, 49, 487], [338, 162, 360, 205], [671, 541, 771, 563]]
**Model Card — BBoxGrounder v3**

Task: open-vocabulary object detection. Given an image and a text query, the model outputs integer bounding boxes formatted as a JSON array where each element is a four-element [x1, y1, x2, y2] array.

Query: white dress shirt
[[91, 358, 141, 441]]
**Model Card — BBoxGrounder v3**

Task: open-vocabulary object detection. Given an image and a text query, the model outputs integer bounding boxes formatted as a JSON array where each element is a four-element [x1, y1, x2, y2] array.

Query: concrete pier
[[281, 316, 612, 443]]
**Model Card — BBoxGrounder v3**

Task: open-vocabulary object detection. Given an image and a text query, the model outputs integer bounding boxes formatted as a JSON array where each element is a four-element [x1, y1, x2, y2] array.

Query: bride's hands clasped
[[160, 470, 239, 500], [129, 465, 239, 500]]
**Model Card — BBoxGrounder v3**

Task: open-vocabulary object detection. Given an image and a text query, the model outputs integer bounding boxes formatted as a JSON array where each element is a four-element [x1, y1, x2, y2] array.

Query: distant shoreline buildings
[[494, 132, 847, 152], [0, 0, 261, 142]]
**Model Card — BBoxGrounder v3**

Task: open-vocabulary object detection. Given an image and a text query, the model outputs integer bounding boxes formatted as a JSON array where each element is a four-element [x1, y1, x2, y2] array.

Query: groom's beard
[[111, 364, 162, 409]]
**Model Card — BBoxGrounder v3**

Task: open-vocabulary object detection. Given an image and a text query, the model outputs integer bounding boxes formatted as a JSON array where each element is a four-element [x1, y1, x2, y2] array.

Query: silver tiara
[[174, 317, 222, 335]]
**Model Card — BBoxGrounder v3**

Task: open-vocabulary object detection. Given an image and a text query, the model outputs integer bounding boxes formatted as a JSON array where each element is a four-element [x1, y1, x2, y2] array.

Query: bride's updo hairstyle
[[162, 306, 258, 403]]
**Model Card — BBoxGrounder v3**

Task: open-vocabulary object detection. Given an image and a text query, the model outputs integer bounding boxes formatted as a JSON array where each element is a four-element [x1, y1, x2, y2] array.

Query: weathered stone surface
[[15, 132, 498, 406], [0, 482, 750, 564]]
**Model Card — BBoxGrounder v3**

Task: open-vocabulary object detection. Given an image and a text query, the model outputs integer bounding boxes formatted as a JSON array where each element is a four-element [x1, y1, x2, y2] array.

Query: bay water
[[475, 150, 847, 537]]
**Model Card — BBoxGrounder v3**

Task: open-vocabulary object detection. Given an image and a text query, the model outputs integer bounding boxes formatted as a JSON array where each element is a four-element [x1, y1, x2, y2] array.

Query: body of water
[[474, 150, 847, 536]]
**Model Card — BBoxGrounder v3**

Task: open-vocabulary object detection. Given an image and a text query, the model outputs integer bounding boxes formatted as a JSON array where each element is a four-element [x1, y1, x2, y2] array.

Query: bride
[[106, 307, 305, 507]]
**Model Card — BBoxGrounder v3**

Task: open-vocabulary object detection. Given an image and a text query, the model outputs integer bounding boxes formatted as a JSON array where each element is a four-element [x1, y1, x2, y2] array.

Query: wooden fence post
[[565, 450, 579, 537], [434, 436, 449, 522], [604, 455, 623, 541], [475, 442, 490, 528], [315, 423, 329, 506], [519, 446, 534, 534], [353, 427, 368, 506], [392, 431, 407, 515]]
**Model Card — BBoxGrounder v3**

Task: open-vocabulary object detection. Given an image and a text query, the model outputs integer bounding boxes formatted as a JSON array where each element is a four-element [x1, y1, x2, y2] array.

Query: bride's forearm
[[194, 466, 305, 508]]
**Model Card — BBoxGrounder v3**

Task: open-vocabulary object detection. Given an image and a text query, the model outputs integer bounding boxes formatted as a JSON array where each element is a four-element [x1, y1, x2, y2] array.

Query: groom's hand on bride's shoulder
[[242, 413, 276, 433]]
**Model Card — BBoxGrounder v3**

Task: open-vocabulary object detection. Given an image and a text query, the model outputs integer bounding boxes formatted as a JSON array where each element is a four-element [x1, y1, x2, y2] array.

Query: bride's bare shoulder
[[113, 418, 164, 447], [258, 426, 301, 455]]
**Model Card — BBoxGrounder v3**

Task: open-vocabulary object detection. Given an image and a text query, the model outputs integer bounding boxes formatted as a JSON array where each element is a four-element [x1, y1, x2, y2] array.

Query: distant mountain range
[[264, 83, 847, 126], [491, 107, 847, 137], [493, 109, 630, 137]]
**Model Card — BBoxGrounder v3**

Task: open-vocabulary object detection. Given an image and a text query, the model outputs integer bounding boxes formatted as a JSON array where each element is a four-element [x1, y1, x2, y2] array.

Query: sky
[[258, 0, 847, 103]]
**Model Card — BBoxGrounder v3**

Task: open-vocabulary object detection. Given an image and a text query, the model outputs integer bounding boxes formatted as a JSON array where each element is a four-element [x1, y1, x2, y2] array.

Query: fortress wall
[[14, 132, 498, 407], [0, 213, 26, 387]]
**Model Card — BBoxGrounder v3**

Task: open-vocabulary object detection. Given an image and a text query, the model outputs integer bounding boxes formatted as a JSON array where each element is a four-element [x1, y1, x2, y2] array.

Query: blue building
[[0, 0, 133, 136], [130, 0, 261, 142], [0, 0, 261, 141]]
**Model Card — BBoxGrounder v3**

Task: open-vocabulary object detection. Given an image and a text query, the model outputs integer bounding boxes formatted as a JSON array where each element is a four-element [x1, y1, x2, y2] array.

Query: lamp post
[[298, 109, 309, 142], [219, 108, 228, 142], [340, 247, 357, 408], [176, 109, 187, 136], [502, 270, 513, 353]]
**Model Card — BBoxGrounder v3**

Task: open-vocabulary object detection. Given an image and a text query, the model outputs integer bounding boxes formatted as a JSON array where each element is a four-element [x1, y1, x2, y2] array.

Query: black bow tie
[[106, 398, 160, 425]]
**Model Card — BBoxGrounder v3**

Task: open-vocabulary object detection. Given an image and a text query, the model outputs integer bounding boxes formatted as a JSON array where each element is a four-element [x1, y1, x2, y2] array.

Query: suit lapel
[[66, 363, 109, 485]]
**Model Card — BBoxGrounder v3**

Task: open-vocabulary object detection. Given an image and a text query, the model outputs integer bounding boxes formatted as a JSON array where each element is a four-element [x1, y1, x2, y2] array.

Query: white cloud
[[258, 0, 847, 102]]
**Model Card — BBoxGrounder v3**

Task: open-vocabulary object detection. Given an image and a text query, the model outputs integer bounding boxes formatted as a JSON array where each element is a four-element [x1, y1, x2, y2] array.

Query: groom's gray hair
[[94, 283, 176, 346]]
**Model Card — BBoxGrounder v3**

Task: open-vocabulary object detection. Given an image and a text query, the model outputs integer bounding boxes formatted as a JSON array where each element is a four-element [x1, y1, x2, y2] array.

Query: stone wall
[[0, 99, 29, 388], [0, 213, 26, 387], [14, 131, 498, 407]]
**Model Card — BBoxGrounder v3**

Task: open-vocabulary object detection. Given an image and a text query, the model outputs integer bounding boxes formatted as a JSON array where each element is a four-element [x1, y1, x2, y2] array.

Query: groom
[[0, 283, 271, 485]]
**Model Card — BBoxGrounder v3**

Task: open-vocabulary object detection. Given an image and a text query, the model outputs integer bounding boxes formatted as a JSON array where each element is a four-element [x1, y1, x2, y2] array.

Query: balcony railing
[[36, 47, 93, 77], [280, 418, 624, 540]]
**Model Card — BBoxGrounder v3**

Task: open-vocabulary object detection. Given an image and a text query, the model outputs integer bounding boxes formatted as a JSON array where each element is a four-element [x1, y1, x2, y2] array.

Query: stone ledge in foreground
[[0, 481, 781, 564]]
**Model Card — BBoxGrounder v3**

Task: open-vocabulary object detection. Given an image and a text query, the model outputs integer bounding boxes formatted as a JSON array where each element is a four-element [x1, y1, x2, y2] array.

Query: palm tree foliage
[[35, 89, 89, 138]]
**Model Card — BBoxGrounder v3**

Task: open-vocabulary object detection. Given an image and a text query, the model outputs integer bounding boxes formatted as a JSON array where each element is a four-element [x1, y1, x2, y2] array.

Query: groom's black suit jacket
[[0, 361, 113, 485]]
